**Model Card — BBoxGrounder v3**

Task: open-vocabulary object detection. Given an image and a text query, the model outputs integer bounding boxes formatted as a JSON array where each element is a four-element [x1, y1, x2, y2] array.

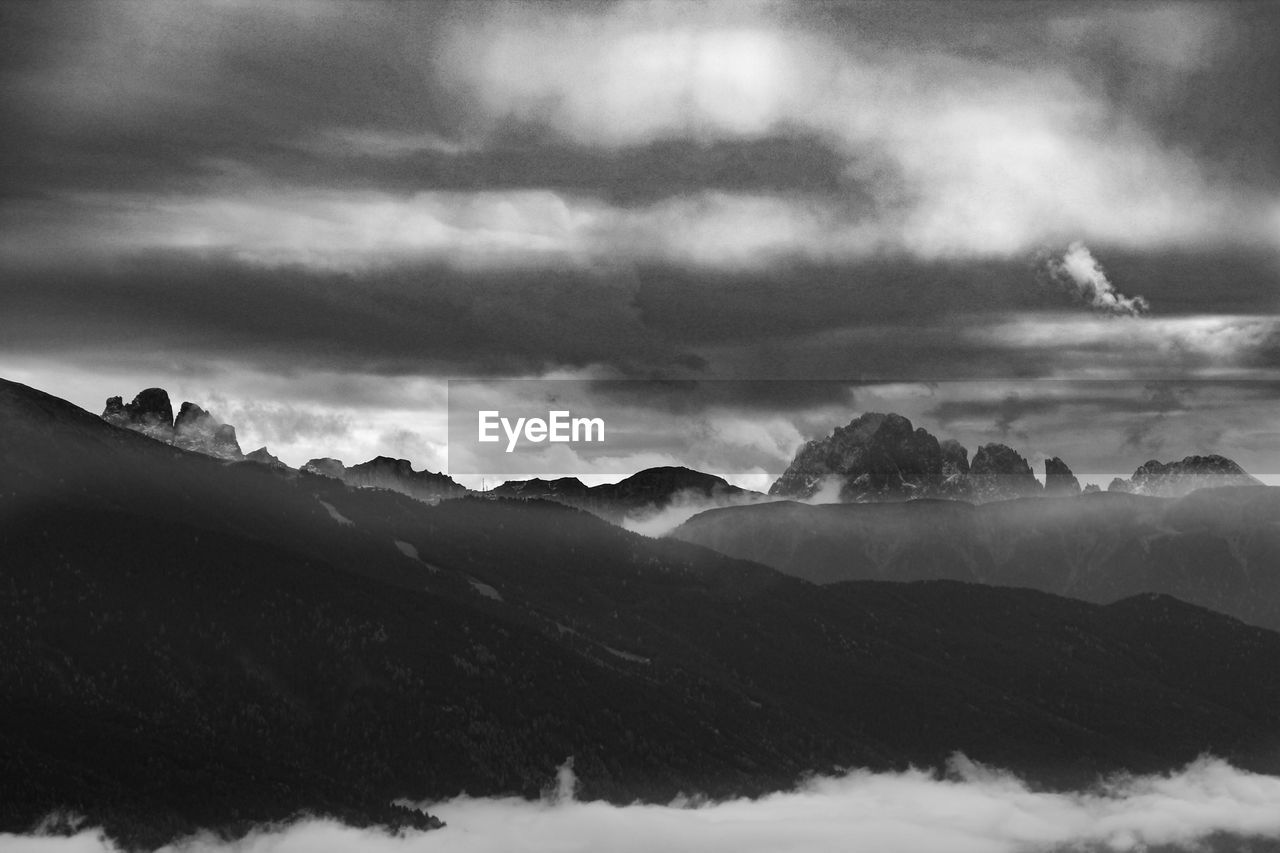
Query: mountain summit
[[103, 388, 243, 460], [769, 413, 1060, 503], [769, 412, 949, 501]]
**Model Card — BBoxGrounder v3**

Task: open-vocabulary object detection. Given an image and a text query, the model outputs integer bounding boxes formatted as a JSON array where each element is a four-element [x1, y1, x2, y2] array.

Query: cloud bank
[[8, 756, 1280, 853]]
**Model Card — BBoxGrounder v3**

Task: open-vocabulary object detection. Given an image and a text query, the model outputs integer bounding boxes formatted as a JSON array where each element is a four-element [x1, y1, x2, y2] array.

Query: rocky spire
[[102, 388, 175, 442], [1043, 457, 1082, 496]]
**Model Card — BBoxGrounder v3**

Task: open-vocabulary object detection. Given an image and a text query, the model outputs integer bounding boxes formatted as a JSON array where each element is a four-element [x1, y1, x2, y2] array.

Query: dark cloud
[[0, 251, 1120, 385], [929, 392, 1064, 442], [582, 379, 861, 415], [924, 382, 1221, 442], [290, 134, 859, 207], [1080, 3, 1280, 191], [631, 258, 1046, 342], [2, 1, 1279, 480], [1074, 246, 1280, 315], [0, 3, 855, 206], [0, 252, 675, 377]]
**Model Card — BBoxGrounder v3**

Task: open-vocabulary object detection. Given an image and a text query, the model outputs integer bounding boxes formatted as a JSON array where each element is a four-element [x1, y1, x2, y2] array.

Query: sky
[[2, 0, 1278, 488]]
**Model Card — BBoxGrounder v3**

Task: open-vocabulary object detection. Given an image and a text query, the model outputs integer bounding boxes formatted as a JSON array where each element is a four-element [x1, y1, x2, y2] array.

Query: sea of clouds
[[5, 755, 1280, 853]]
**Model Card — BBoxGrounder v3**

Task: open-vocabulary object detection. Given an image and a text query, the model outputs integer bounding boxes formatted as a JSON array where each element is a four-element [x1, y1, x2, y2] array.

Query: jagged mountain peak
[[102, 387, 175, 441], [969, 443, 1042, 500], [1044, 456, 1081, 496], [769, 411, 948, 502], [102, 388, 241, 459]]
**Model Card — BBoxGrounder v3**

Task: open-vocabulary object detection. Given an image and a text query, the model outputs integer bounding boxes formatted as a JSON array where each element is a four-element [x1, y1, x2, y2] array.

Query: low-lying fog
[[621, 479, 850, 538], [8, 755, 1280, 852]]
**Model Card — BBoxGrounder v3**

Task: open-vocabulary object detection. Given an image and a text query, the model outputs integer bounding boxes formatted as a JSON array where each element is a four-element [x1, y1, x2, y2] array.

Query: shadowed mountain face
[[670, 491, 1280, 630], [5, 378, 1280, 846]]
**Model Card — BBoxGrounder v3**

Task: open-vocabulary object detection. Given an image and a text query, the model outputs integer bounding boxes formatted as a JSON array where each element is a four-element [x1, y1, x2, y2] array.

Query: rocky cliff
[[103, 389, 242, 459], [769, 413, 1065, 503]]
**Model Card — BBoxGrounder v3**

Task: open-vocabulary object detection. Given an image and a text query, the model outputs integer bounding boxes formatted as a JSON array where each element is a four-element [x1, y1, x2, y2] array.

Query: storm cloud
[[2, 0, 1278, 482]]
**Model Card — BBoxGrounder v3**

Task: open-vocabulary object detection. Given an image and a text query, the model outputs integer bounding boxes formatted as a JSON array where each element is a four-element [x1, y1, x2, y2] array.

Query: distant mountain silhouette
[[489, 466, 762, 523], [6, 378, 1280, 845], [489, 476, 592, 500], [343, 455, 467, 502], [671, 488, 1280, 630]]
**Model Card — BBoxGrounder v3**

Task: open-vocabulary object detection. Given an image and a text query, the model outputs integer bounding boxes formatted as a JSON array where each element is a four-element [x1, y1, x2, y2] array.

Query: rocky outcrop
[[769, 413, 950, 502], [302, 458, 346, 479], [940, 439, 970, 474], [1043, 457, 1081, 496], [103, 388, 175, 442], [937, 438, 973, 498], [969, 444, 1043, 502], [769, 414, 1079, 504], [343, 456, 466, 502], [173, 402, 242, 460], [102, 389, 240, 459], [1111, 454, 1262, 497], [245, 447, 288, 469], [768, 411, 1268, 506]]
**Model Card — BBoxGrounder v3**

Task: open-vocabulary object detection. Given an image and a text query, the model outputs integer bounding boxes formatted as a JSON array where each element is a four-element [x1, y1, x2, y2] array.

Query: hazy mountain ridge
[[6, 376, 1280, 846], [490, 466, 766, 526], [1110, 455, 1262, 497], [671, 488, 1280, 630]]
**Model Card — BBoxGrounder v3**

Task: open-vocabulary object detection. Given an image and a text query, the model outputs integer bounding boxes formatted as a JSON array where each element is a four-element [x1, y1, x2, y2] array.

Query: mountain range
[[768, 411, 1261, 502], [5, 376, 1280, 846], [103, 391, 1263, 515]]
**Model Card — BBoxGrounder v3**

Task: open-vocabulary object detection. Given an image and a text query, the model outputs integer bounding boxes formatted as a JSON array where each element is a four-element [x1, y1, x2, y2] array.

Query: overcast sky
[[2, 0, 1278, 487]]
